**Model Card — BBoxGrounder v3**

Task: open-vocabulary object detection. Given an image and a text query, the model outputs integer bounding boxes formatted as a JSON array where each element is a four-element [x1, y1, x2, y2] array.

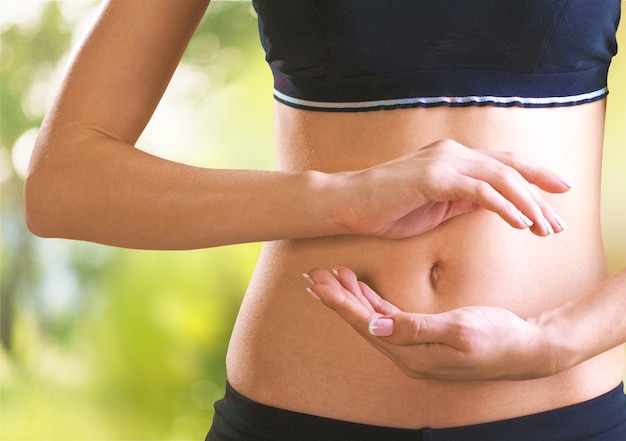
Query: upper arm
[[43, 0, 210, 145]]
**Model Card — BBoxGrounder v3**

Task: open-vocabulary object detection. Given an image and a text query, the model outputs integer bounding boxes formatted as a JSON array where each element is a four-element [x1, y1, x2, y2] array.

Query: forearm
[[25, 133, 343, 250], [25, 0, 569, 251], [537, 267, 626, 373]]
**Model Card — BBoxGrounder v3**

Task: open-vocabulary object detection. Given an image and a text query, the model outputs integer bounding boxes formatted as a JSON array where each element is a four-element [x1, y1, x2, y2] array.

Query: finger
[[507, 171, 569, 234], [307, 280, 414, 367], [460, 160, 559, 236], [366, 312, 473, 378], [304, 268, 351, 305], [330, 267, 402, 315], [506, 172, 560, 235], [451, 168, 566, 237], [306, 267, 345, 288], [375, 308, 480, 351], [368, 313, 426, 342], [480, 156, 569, 234], [309, 282, 382, 333], [481, 150, 573, 194], [466, 149, 570, 235], [443, 199, 480, 220], [481, 150, 572, 236], [357, 281, 401, 315], [310, 281, 479, 379], [331, 266, 372, 309], [446, 174, 536, 231]]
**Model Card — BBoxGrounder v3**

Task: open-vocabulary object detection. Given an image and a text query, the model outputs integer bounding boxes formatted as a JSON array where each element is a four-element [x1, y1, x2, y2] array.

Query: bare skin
[[24, 0, 625, 431], [227, 100, 624, 428]]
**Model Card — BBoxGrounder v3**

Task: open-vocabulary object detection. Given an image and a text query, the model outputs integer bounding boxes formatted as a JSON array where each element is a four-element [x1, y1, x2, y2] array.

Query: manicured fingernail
[[557, 175, 574, 189], [369, 318, 393, 337], [519, 212, 534, 227], [554, 213, 569, 231], [543, 217, 555, 235], [305, 287, 321, 301], [302, 273, 315, 285]]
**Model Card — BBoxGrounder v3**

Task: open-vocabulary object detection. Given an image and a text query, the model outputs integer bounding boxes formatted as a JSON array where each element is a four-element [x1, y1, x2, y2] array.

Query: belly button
[[429, 263, 440, 289]]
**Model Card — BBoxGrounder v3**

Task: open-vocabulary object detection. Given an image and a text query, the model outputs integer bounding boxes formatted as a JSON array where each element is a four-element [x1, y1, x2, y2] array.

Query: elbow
[[23, 169, 60, 239], [23, 135, 71, 239], [24, 122, 110, 241]]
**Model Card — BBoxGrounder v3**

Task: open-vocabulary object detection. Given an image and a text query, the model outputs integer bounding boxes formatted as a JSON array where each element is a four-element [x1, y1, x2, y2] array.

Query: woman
[[24, 0, 625, 440]]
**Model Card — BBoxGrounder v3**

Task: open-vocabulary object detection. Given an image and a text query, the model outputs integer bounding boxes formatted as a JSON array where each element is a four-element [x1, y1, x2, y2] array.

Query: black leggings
[[206, 382, 626, 441]]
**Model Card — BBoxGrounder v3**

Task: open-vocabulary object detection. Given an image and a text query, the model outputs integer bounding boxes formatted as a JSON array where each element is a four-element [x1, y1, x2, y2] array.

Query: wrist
[[307, 169, 357, 236], [529, 308, 579, 377], [302, 169, 354, 236]]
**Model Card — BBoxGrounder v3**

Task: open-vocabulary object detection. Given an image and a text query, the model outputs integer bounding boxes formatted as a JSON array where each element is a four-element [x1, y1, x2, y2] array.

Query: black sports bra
[[252, 0, 621, 112]]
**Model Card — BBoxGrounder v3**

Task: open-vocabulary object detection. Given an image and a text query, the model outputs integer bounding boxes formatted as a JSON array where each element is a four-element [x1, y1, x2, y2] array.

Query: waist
[[227, 214, 623, 428]]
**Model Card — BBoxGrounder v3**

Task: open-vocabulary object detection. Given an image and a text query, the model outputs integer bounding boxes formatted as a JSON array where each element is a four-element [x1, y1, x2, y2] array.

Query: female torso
[[227, 100, 625, 428], [20, 0, 623, 430]]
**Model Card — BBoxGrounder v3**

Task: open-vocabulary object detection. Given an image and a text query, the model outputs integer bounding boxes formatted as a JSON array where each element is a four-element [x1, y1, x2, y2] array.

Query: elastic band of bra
[[274, 87, 608, 112], [271, 63, 610, 112]]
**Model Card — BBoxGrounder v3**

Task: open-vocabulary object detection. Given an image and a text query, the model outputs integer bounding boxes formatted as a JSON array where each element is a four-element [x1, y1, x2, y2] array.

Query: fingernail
[[519, 212, 534, 227], [332, 268, 340, 277], [369, 318, 393, 337], [543, 217, 555, 235], [557, 175, 574, 189], [305, 287, 321, 301], [554, 213, 569, 231], [302, 273, 315, 285]]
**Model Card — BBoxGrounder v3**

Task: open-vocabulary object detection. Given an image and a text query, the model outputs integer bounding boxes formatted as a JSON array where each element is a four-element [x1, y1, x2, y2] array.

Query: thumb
[[444, 199, 480, 221], [369, 313, 454, 346]]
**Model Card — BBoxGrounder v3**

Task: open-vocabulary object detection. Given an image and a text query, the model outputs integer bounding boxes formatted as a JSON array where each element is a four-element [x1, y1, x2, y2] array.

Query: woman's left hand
[[305, 266, 559, 381]]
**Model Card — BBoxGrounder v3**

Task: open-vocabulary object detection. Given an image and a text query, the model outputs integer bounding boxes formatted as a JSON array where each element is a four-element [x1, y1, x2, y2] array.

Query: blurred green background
[[1, 1, 625, 440]]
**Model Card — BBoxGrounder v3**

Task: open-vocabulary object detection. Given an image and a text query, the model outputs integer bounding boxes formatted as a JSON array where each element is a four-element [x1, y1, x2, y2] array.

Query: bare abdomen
[[226, 100, 623, 428]]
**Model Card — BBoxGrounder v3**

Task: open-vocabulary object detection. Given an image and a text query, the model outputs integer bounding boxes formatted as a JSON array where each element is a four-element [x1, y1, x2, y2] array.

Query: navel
[[429, 263, 441, 290]]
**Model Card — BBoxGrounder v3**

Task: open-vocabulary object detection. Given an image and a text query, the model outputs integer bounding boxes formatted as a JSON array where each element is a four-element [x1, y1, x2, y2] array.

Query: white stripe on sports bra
[[273, 87, 608, 111]]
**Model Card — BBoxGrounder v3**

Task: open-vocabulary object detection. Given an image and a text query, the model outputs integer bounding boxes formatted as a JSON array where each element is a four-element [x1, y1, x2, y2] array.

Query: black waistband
[[207, 382, 626, 441], [272, 65, 610, 112]]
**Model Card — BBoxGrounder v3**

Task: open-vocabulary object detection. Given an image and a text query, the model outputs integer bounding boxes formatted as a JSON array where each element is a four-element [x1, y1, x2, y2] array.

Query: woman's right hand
[[335, 138, 572, 239]]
